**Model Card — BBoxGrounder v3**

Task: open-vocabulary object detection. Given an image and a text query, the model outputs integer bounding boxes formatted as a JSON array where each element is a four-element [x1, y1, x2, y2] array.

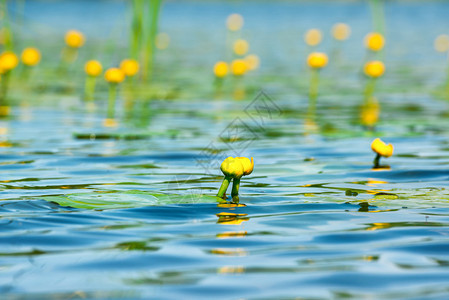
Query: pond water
[[2, 0, 449, 299]]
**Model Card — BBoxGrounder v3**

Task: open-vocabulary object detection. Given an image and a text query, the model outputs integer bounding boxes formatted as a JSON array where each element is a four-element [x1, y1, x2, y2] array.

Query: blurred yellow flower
[[226, 13, 244, 32], [361, 97, 379, 127], [304, 29, 322, 46], [0, 51, 19, 72], [104, 68, 125, 84], [332, 23, 351, 41], [84, 60, 102, 77], [307, 52, 328, 69], [231, 59, 248, 76], [65, 30, 85, 48], [244, 54, 260, 70], [21, 47, 41, 66], [155, 32, 170, 50], [214, 61, 228, 78], [220, 156, 254, 179], [371, 138, 393, 157], [364, 32, 384, 52], [120, 59, 140, 77], [364, 60, 385, 78], [233, 39, 249, 56], [435, 34, 449, 53]]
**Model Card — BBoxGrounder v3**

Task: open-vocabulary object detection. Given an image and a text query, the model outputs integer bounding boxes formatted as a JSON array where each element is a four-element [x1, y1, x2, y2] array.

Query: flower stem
[[217, 175, 232, 199], [107, 84, 117, 119], [373, 153, 381, 168], [231, 177, 240, 200]]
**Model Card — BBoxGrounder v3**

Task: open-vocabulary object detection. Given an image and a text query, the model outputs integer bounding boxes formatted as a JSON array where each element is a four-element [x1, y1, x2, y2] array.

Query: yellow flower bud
[[244, 54, 260, 71], [364, 61, 385, 78], [104, 68, 125, 84], [435, 34, 449, 53], [21, 47, 41, 66], [84, 60, 102, 77], [231, 59, 248, 76], [221, 157, 244, 178], [371, 138, 393, 157], [332, 23, 351, 41], [364, 32, 384, 52], [120, 59, 139, 77], [65, 30, 85, 48], [307, 52, 328, 69], [226, 13, 244, 32], [233, 39, 249, 56], [304, 29, 322, 46], [0, 51, 19, 72], [214, 61, 228, 78], [236, 157, 254, 176]]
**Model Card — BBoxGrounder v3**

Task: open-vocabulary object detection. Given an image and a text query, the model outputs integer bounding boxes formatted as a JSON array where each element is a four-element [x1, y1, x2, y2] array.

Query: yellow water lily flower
[[237, 157, 254, 176], [221, 157, 244, 179], [120, 59, 139, 77], [371, 138, 393, 157], [244, 54, 260, 71], [332, 23, 351, 41], [65, 30, 85, 48], [21, 47, 41, 66], [364, 61, 385, 78], [214, 61, 228, 78], [104, 68, 125, 84], [231, 59, 248, 76], [435, 34, 449, 53], [226, 13, 244, 32], [364, 32, 384, 52], [233, 39, 249, 56], [304, 29, 322, 46], [84, 60, 102, 77], [307, 52, 328, 69], [217, 156, 254, 201], [0, 51, 19, 72]]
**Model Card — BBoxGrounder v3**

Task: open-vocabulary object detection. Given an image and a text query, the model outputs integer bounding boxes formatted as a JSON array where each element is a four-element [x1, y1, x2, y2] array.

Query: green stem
[[369, 0, 386, 60], [0, 71, 11, 106], [308, 69, 319, 117], [364, 77, 377, 99], [131, 0, 144, 59], [142, 0, 162, 82], [217, 175, 232, 199], [84, 76, 97, 101], [1, 0, 13, 50], [107, 84, 117, 119], [373, 153, 381, 168], [231, 177, 240, 202]]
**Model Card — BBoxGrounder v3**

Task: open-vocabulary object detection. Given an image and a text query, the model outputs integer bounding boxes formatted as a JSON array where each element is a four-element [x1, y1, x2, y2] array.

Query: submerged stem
[[217, 175, 232, 199]]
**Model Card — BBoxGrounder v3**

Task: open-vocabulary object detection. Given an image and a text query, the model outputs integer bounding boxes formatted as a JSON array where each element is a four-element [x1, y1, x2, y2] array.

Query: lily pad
[[42, 190, 223, 210]]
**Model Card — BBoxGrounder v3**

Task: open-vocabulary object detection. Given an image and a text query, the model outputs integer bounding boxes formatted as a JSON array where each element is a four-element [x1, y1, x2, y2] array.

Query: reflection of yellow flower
[[364, 32, 384, 51], [361, 97, 379, 127], [226, 13, 244, 31], [364, 61, 385, 78], [233, 39, 249, 56], [371, 138, 393, 157], [104, 68, 125, 84], [120, 59, 139, 77], [332, 23, 351, 41], [307, 52, 328, 69], [84, 60, 102, 77], [214, 61, 228, 78], [244, 54, 260, 71], [0, 51, 19, 72], [220, 156, 254, 179], [65, 30, 85, 48], [231, 59, 248, 76], [304, 29, 322, 46], [21, 47, 41, 66], [435, 34, 449, 53]]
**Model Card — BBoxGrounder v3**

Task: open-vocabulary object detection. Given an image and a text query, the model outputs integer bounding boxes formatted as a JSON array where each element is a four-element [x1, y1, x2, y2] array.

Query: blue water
[[2, 0, 449, 299]]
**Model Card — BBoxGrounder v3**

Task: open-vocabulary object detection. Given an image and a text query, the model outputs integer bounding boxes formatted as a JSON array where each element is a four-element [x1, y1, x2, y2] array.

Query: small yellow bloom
[[0, 51, 19, 72], [244, 54, 260, 71], [65, 30, 85, 48], [214, 61, 228, 78], [371, 138, 393, 157], [220, 156, 254, 179], [104, 68, 125, 84], [226, 13, 244, 32], [435, 34, 449, 53], [84, 60, 102, 77], [332, 23, 351, 41], [360, 97, 379, 127], [233, 39, 249, 56], [21, 47, 41, 66], [231, 59, 248, 76], [364, 60, 385, 78], [304, 29, 322, 46], [307, 52, 328, 69], [364, 32, 385, 52], [120, 59, 139, 77]]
